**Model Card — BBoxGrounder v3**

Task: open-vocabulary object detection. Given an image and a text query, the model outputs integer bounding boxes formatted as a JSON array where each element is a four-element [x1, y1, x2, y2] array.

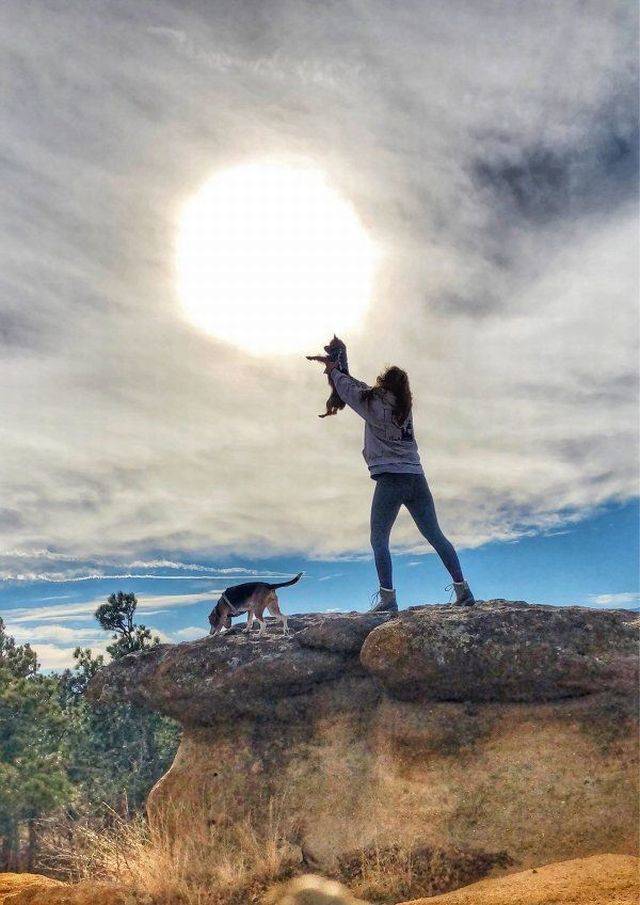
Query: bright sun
[[176, 162, 377, 354]]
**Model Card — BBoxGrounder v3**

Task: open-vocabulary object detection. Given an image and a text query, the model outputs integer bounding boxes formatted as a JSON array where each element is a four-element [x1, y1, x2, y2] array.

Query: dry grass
[[36, 798, 514, 905], [38, 798, 303, 905]]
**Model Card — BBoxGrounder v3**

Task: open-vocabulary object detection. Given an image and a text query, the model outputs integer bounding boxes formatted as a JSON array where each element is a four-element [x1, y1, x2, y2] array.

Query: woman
[[323, 359, 475, 612]]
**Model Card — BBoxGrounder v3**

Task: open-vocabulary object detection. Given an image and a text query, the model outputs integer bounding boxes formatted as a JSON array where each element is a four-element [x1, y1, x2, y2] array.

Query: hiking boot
[[369, 587, 399, 613], [447, 580, 476, 607]]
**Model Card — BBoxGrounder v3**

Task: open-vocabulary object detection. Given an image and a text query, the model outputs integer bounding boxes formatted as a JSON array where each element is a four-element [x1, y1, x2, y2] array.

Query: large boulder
[[87, 602, 639, 871], [360, 600, 639, 702]]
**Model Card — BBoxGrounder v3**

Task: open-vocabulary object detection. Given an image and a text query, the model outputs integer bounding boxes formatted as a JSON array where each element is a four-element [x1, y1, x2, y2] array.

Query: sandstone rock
[[0, 873, 62, 903], [361, 600, 639, 702], [296, 612, 390, 654], [263, 874, 369, 905], [397, 853, 640, 904], [87, 612, 391, 724], [87, 602, 639, 871], [88, 627, 339, 724], [0, 874, 129, 905]]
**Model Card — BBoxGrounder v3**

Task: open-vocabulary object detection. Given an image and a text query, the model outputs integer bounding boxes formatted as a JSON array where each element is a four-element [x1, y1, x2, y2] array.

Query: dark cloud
[[471, 118, 638, 225], [0, 509, 23, 530]]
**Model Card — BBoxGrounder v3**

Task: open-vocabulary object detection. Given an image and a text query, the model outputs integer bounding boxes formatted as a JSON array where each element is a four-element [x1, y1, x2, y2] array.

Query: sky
[[0, 0, 638, 669]]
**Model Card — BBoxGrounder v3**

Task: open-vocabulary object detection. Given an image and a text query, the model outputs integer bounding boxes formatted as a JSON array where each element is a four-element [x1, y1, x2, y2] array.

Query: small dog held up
[[306, 335, 349, 417]]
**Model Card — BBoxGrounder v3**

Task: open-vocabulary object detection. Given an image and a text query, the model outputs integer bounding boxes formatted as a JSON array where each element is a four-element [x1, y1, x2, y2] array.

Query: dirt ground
[[0, 873, 62, 898], [0, 873, 128, 905], [400, 854, 640, 905]]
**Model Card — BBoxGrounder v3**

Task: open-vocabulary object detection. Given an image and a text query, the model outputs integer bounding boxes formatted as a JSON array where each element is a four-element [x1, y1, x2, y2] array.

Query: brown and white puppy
[[208, 573, 303, 638]]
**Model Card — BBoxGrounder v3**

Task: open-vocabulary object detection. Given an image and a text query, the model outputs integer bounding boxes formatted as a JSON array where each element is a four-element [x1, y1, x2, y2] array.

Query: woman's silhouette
[[317, 356, 475, 612]]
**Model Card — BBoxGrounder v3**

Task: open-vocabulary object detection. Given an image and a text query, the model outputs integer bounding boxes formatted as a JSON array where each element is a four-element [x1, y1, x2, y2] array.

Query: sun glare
[[176, 163, 377, 354]]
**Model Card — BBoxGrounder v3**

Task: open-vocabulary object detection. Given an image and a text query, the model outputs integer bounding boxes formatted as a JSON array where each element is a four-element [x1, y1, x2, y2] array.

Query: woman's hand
[[306, 354, 340, 375], [323, 358, 340, 375]]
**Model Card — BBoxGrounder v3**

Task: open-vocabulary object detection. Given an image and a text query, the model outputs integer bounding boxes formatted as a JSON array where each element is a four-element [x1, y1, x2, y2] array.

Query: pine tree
[[60, 592, 179, 816], [0, 619, 73, 869]]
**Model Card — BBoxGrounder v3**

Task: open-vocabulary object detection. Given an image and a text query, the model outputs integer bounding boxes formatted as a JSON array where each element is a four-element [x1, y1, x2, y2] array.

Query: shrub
[[336, 841, 513, 903]]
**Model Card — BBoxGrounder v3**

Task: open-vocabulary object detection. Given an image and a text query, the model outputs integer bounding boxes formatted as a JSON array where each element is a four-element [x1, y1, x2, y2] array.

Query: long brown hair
[[361, 366, 413, 426]]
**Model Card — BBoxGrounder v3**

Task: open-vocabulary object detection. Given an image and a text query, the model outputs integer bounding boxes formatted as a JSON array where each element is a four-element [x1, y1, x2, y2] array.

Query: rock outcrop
[[361, 601, 638, 702], [88, 601, 639, 871], [89, 611, 390, 723]]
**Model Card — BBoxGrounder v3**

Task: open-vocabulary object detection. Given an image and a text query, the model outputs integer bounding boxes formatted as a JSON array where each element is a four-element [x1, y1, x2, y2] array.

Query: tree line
[[0, 593, 180, 871]]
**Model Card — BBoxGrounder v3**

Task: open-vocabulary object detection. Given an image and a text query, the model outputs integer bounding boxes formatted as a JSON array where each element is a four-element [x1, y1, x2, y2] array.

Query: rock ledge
[[87, 601, 638, 725]]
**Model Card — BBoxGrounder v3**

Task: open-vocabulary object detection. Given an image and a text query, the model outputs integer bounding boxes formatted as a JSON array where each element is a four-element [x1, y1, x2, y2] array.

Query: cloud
[[31, 643, 99, 671], [3, 589, 218, 625], [6, 619, 180, 671], [173, 625, 206, 640], [7, 623, 101, 643], [0, 0, 636, 574], [0, 571, 277, 583], [0, 552, 292, 583], [587, 592, 640, 608]]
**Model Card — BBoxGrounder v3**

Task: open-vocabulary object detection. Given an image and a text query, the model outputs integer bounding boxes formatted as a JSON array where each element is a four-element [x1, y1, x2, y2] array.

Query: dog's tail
[[267, 572, 304, 590]]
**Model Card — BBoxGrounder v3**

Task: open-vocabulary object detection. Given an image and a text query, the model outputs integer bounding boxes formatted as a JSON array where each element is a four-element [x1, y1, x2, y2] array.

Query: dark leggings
[[370, 472, 464, 588]]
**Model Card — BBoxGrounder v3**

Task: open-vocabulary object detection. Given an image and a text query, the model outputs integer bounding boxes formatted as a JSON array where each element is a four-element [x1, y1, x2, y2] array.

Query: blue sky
[[0, 1, 638, 668], [2, 498, 637, 669]]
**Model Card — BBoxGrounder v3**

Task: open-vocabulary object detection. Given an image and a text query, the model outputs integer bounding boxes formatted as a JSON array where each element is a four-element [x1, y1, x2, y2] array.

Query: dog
[[208, 572, 303, 638], [306, 335, 349, 417]]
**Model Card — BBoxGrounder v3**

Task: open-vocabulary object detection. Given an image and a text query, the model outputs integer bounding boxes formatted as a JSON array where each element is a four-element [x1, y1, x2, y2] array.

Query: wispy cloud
[[0, 552, 291, 584], [3, 590, 217, 625], [0, 571, 281, 583]]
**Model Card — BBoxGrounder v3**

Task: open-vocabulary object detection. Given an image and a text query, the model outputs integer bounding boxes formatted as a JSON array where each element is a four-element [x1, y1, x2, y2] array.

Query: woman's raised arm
[[329, 368, 373, 420]]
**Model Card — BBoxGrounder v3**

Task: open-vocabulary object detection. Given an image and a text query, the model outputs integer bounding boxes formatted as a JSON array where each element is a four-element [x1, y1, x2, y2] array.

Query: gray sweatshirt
[[331, 369, 424, 477]]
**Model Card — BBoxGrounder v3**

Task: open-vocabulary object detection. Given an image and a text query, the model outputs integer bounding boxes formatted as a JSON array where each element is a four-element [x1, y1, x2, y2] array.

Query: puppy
[[208, 572, 303, 638], [306, 335, 349, 418]]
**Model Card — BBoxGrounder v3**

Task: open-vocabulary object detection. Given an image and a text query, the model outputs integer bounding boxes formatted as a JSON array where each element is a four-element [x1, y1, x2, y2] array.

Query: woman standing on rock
[[315, 357, 475, 612]]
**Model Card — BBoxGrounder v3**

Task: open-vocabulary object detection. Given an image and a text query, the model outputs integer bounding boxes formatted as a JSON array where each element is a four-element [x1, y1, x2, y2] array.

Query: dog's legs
[[245, 612, 255, 634], [266, 592, 289, 636], [254, 593, 271, 639]]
